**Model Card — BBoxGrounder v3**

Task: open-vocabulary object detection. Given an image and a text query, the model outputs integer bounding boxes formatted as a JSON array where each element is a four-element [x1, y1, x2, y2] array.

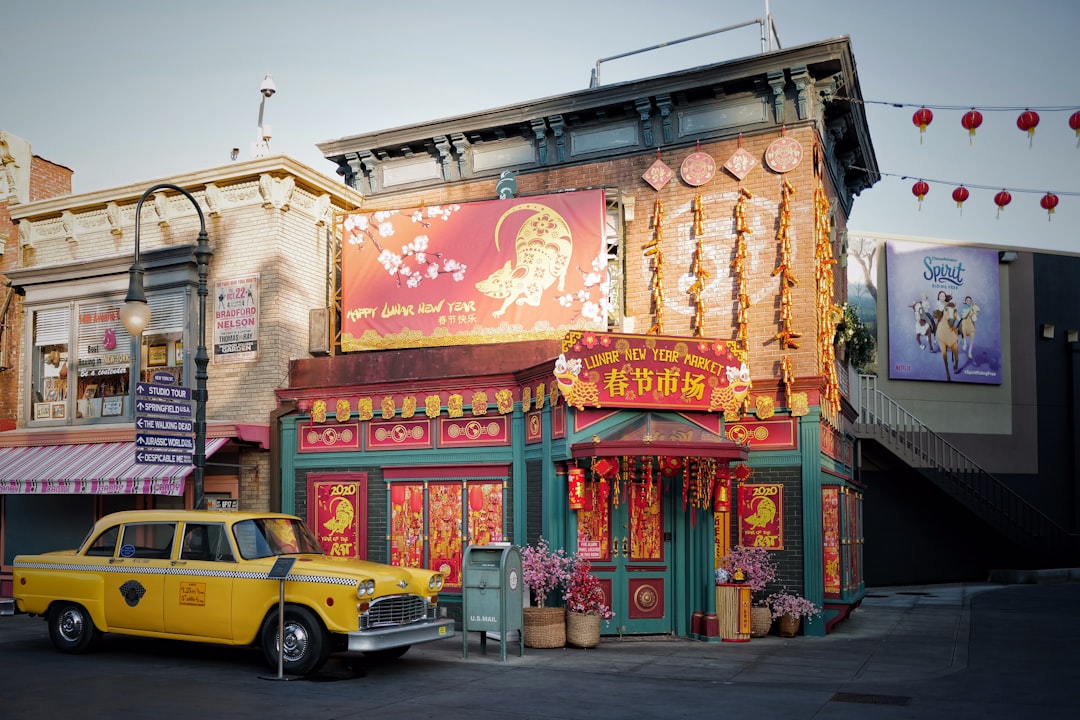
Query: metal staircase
[[854, 374, 1078, 562]]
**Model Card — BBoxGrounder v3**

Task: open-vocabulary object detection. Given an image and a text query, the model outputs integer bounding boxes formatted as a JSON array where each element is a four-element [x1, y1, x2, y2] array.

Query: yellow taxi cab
[[7, 509, 453, 675]]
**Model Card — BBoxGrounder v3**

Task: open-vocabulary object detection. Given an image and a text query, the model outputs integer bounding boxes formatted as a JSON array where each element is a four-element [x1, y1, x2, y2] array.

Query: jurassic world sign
[[555, 332, 750, 412], [340, 190, 608, 351]]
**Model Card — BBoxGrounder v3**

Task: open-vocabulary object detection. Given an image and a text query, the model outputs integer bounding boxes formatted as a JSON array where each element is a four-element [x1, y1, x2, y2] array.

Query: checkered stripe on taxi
[[13, 560, 358, 585]]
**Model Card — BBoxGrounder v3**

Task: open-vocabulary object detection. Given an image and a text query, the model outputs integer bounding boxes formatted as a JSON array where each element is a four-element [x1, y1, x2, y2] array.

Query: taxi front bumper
[[346, 618, 455, 652]]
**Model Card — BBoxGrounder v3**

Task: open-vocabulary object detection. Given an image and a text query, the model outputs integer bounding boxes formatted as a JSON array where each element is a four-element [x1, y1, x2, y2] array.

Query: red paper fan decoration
[[1017, 109, 1040, 147], [960, 109, 983, 146], [951, 186, 970, 214], [1040, 192, 1059, 220], [1070, 111, 1080, 148], [912, 180, 930, 209], [912, 107, 933, 142], [994, 190, 1012, 219]]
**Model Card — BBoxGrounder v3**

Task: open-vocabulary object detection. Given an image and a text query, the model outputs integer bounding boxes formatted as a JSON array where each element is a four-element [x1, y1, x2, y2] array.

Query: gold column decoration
[[780, 355, 794, 403], [645, 197, 666, 334], [772, 179, 800, 350], [687, 193, 710, 336], [732, 187, 753, 415], [814, 180, 841, 416]]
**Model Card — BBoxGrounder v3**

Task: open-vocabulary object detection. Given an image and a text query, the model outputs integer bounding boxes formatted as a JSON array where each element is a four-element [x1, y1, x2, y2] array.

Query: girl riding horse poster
[[885, 240, 1001, 384]]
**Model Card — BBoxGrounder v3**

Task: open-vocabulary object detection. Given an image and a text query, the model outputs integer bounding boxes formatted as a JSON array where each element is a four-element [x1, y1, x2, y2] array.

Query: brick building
[[277, 36, 877, 637], [0, 156, 362, 595]]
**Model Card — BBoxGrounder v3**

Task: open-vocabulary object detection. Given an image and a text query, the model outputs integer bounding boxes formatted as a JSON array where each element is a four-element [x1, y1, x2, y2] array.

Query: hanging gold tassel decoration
[[732, 187, 753, 415], [773, 178, 801, 350], [688, 193, 710, 336], [814, 179, 841, 416], [646, 197, 666, 334]]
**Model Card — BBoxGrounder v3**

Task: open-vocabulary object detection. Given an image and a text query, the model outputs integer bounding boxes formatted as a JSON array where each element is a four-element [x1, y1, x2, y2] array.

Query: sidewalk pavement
[[2, 574, 1078, 719]]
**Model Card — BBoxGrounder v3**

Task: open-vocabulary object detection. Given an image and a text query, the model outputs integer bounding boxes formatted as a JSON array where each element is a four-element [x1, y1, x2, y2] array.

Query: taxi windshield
[[233, 518, 324, 559]]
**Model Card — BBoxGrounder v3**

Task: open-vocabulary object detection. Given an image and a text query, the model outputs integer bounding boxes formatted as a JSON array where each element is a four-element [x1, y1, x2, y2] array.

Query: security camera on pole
[[252, 72, 276, 159]]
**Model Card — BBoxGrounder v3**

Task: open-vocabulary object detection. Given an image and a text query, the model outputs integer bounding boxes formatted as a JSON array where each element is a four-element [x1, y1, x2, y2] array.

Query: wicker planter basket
[[750, 606, 773, 638], [777, 612, 801, 638], [523, 607, 566, 648], [566, 611, 601, 648]]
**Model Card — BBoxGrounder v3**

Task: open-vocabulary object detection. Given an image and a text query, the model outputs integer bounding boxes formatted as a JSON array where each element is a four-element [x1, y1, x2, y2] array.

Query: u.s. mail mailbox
[[461, 544, 522, 661]]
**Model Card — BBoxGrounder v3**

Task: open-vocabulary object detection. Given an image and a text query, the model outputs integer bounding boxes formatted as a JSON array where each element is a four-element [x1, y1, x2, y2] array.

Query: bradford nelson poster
[[886, 240, 1001, 384]]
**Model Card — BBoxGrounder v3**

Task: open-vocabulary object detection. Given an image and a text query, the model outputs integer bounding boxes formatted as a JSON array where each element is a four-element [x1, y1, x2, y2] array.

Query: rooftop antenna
[[252, 72, 276, 158]]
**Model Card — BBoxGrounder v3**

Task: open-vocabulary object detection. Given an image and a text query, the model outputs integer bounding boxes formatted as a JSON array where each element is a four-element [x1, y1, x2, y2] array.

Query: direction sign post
[[134, 381, 195, 466]]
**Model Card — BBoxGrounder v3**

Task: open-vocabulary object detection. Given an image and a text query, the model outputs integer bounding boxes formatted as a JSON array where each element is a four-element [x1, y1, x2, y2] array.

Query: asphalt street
[[1, 578, 1077, 719]]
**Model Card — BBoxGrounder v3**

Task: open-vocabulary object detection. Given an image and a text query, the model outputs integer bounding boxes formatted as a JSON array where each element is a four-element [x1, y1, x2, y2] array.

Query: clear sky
[[3, 0, 1077, 255]]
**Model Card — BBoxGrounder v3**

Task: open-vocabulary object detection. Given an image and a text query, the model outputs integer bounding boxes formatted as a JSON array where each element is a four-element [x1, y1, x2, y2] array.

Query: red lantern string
[[994, 190, 1012, 219], [1040, 192, 1059, 220], [960, 109, 983, 146], [1017, 109, 1040, 147], [912, 107, 933, 143], [912, 180, 930, 210], [1070, 111, 1080, 148], [951, 185, 970, 214]]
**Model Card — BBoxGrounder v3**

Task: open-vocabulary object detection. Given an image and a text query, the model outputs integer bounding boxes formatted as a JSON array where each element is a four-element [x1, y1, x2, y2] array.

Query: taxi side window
[[85, 526, 120, 556], [181, 523, 235, 562], [118, 522, 176, 559]]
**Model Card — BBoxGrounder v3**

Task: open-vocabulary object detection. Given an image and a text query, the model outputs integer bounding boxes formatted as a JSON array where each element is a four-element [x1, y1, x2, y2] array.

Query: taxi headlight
[[356, 579, 375, 597], [429, 574, 444, 591]]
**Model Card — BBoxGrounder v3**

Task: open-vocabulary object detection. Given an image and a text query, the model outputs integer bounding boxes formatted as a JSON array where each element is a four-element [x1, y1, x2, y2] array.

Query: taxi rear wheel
[[261, 606, 329, 676], [48, 602, 101, 654]]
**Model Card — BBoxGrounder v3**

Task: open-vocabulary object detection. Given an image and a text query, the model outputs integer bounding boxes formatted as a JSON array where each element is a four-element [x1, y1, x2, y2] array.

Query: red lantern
[[469, 485, 485, 512], [994, 190, 1012, 219], [960, 109, 983, 146], [408, 487, 424, 513], [1040, 192, 1059, 220], [1069, 111, 1080, 148], [658, 456, 684, 477], [594, 457, 619, 480], [912, 107, 934, 142], [912, 180, 930, 210], [951, 186, 970, 214], [1017, 109, 1040, 147], [568, 468, 585, 510]]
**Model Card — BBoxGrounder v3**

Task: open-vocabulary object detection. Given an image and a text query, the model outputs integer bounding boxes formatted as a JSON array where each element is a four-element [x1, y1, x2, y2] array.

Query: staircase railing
[[855, 374, 1077, 559]]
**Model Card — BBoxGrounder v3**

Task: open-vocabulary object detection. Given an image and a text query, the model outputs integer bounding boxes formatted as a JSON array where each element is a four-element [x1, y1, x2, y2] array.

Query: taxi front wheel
[[261, 606, 330, 676], [48, 602, 101, 654]]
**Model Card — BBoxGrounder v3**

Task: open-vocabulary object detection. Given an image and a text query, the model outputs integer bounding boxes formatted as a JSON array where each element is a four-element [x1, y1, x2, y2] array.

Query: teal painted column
[[799, 410, 825, 637], [540, 402, 566, 546], [511, 404, 528, 546], [280, 417, 297, 515]]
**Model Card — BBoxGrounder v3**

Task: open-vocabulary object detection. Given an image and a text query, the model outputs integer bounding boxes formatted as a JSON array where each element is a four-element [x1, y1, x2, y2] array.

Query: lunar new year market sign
[[555, 332, 750, 412], [340, 190, 608, 351]]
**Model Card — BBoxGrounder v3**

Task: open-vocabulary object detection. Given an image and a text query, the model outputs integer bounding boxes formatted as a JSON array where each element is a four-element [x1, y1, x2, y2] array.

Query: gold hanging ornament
[[646, 197, 666, 334], [732, 187, 753, 414], [814, 179, 841, 416], [773, 179, 801, 350], [688, 193, 711, 336]]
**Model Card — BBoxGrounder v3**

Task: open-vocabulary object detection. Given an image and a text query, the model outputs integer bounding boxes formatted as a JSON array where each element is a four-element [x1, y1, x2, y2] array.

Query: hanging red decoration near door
[[1016, 109, 1040, 147], [1040, 192, 1059, 220], [1070, 111, 1080, 147], [960, 109, 983, 146], [912, 180, 930, 210], [594, 457, 618, 480], [951, 185, 970, 214], [994, 190, 1012, 219], [568, 468, 585, 510], [912, 107, 933, 142], [468, 485, 485, 512]]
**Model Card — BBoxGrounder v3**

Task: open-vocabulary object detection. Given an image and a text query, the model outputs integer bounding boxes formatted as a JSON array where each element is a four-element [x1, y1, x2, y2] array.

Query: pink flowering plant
[[765, 590, 821, 621], [562, 557, 614, 620], [521, 536, 571, 607], [719, 546, 778, 595]]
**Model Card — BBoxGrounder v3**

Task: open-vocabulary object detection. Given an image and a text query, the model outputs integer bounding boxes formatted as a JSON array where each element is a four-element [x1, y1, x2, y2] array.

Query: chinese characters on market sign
[[555, 331, 749, 412], [738, 483, 784, 549], [213, 275, 259, 364], [340, 190, 609, 351]]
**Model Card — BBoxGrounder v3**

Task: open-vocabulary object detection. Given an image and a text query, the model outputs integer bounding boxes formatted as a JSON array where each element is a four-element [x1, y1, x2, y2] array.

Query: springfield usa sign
[[213, 274, 259, 364]]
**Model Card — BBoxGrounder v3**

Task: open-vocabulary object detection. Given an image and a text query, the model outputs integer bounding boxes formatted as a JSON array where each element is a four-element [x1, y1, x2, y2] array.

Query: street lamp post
[[121, 183, 212, 510]]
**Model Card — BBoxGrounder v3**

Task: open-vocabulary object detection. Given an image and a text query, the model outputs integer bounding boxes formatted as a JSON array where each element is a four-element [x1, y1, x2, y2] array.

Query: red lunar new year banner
[[310, 477, 365, 559], [556, 331, 750, 412], [738, 483, 784, 549], [340, 190, 608, 351]]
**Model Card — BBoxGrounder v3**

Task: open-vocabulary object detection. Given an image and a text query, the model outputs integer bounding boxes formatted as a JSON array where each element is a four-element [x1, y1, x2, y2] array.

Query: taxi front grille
[[361, 594, 427, 629]]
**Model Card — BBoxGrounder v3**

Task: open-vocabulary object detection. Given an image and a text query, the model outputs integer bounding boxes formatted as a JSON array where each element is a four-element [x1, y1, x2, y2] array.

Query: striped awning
[[0, 437, 228, 496]]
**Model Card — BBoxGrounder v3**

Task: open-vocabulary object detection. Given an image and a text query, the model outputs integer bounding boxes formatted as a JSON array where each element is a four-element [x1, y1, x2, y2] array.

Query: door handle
[[621, 536, 629, 557]]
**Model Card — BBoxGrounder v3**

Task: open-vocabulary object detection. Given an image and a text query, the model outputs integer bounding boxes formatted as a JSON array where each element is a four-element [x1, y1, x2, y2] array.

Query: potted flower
[[520, 537, 571, 648], [562, 557, 613, 648], [719, 546, 778, 637], [765, 589, 821, 637]]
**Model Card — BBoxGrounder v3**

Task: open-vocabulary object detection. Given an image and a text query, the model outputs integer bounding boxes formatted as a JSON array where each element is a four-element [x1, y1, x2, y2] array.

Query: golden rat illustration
[[476, 203, 573, 318]]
